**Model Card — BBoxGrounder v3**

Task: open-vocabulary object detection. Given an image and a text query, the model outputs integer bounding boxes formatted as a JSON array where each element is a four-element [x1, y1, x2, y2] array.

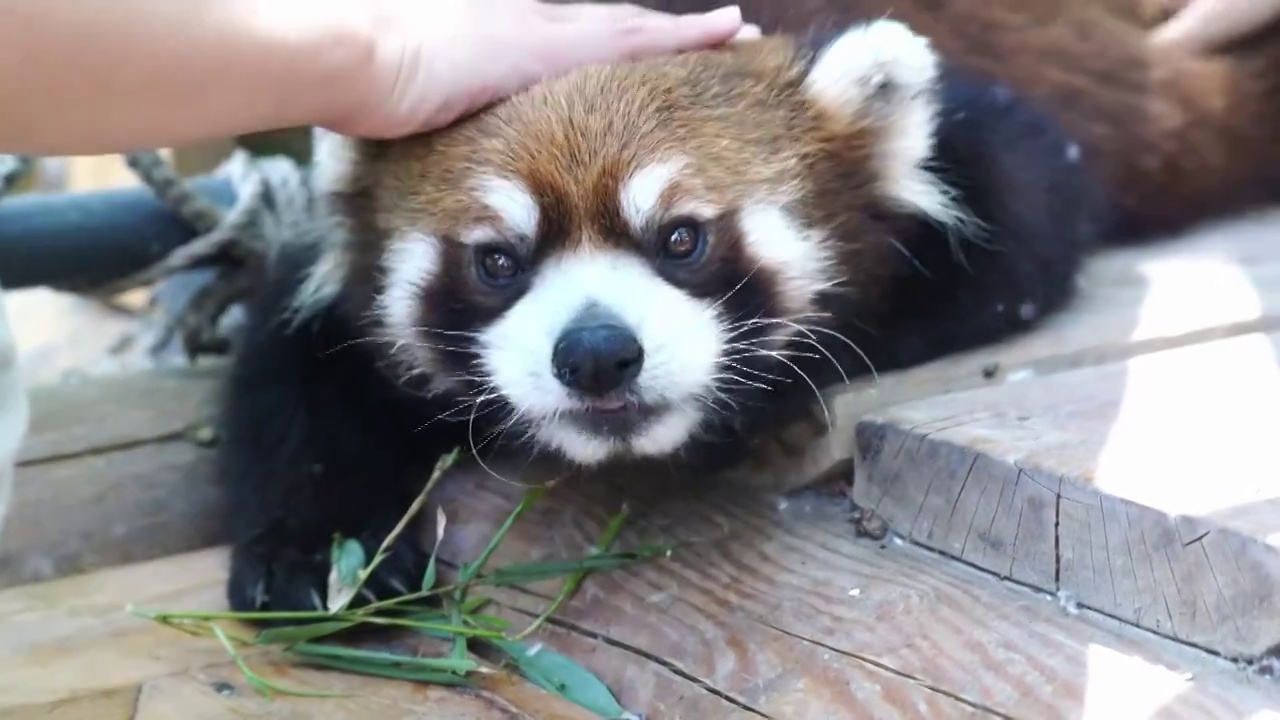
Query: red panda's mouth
[[563, 397, 665, 437], [583, 397, 631, 413]]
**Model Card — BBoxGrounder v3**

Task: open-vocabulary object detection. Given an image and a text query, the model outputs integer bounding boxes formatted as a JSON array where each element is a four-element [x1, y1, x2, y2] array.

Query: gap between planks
[[854, 328, 1280, 659]]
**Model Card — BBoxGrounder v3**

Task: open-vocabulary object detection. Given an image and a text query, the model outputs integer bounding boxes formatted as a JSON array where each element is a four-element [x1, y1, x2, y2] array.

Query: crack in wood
[[890, 532, 1280, 667], [502, 603, 774, 719], [1182, 530, 1211, 548], [760, 621, 1012, 719], [16, 429, 189, 468]]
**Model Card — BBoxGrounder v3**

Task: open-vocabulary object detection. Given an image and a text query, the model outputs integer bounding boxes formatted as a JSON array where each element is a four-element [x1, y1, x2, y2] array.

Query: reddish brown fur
[[337, 37, 903, 312], [610, 0, 1280, 240]]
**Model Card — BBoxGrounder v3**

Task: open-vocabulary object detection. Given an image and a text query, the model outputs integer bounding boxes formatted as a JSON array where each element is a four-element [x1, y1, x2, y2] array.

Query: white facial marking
[[475, 175, 539, 239], [477, 250, 724, 464], [621, 158, 687, 234], [540, 424, 616, 465], [374, 231, 442, 356], [738, 204, 837, 315], [630, 406, 703, 458], [803, 19, 970, 230]]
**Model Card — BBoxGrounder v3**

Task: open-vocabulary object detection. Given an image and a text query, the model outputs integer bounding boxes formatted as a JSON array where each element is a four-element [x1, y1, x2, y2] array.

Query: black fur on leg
[[216, 244, 465, 619]]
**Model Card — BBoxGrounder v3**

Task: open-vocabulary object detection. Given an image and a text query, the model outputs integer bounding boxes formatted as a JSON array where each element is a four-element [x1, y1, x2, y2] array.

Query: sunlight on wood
[[1081, 644, 1192, 719], [1092, 331, 1280, 517], [1129, 253, 1263, 341]]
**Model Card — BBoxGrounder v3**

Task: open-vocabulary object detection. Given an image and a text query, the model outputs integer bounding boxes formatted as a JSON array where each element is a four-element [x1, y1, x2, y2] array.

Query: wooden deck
[[5, 209, 1280, 718]]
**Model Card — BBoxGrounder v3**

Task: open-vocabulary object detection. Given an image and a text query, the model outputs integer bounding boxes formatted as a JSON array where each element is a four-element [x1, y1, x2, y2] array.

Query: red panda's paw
[[226, 522, 428, 621]]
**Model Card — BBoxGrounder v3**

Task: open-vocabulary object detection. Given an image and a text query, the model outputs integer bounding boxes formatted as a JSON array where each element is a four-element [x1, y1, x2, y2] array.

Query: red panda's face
[[311, 20, 965, 465]]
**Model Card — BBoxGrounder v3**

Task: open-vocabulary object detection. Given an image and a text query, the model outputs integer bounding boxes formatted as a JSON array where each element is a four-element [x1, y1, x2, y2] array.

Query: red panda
[[650, 0, 1280, 241], [215, 13, 1272, 615]]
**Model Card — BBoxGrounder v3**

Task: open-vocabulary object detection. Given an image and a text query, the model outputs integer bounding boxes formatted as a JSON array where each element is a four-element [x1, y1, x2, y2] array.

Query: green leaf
[[287, 642, 480, 674], [422, 506, 447, 592], [332, 538, 367, 587], [458, 486, 547, 586], [326, 537, 369, 613], [460, 595, 492, 615], [255, 620, 359, 646], [490, 639, 636, 720], [295, 654, 474, 685], [465, 614, 513, 631]]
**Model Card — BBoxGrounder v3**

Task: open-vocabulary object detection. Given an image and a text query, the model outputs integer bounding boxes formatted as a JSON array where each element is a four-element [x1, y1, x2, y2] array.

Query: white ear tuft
[[803, 20, 966, 229]]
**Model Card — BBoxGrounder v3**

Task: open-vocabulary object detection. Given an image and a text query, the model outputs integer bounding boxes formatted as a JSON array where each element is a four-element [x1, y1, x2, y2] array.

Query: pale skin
[[1149, 0, 1280, 51], [0, 0, 758, 155]]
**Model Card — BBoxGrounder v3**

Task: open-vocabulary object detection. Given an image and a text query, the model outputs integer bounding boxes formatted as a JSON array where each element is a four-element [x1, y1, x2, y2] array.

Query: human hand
[[327, 1, 760, 139], [1149, 0, 1280, 52]]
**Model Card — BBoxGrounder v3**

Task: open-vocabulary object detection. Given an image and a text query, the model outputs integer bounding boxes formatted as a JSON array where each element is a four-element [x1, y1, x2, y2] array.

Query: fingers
[[731, 23, 763, 42], [1149, 0, 1280, 52], [550, 4, 751, 61]]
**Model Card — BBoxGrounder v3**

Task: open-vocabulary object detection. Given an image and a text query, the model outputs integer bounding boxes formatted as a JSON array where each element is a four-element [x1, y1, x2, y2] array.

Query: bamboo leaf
[[255, 620, 359, 646], [288, 642, 479, 674], [422, 506, 447, 592], [295, 654, 474, 685], [326, 537, 368, 613], [490, 638, 637, 719]]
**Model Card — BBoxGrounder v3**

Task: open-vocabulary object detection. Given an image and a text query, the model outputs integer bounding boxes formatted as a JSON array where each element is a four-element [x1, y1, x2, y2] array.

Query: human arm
[[1149, 0, 1280, 52], [0, 0, 753, 156]]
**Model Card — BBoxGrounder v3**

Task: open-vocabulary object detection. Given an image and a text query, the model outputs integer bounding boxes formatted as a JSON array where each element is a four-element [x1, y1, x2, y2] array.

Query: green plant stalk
[[210, 623, 345, 699], [332, 448, 461, 614], [511, 504, 631, 641]]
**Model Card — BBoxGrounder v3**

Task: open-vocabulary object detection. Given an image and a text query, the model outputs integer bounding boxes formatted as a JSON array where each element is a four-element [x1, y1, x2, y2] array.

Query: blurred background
[[3, 128, 310, 388]]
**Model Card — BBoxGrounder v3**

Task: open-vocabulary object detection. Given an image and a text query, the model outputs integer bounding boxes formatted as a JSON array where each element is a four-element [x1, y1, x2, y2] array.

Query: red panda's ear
[[801, 20, 962, 227]]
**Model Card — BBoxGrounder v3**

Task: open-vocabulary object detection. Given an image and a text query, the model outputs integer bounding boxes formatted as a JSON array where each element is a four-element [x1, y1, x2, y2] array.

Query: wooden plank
[[766, 208, 1280, 493], [854, 329, 1280, 658], [3, 396, 1277, 716], [0, 438, 222, 589], [418, 460, 1280, 719], [0, 548, 742, 720], [19, 366, 222, 465], [125, 659, 598, 720]]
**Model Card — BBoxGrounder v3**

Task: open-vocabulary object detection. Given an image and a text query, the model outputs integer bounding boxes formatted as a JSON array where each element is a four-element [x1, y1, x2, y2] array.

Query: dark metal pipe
[[0, 175, 235, 290]]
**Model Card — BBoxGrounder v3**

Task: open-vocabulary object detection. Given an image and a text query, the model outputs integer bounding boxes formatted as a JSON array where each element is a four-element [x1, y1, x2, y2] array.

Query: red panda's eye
[[662, 221, 705, 261], [477, 247, 521, 284]]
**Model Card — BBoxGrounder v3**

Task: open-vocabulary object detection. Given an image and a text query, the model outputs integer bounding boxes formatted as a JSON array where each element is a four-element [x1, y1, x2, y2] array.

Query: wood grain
[[0, 367, 227, 588], [18, 366, 222, 466], [0, 438, 222, 589], [0, 548, 751, 720], [855, 329, 1280, 658], [416, 458, 1280, 719]]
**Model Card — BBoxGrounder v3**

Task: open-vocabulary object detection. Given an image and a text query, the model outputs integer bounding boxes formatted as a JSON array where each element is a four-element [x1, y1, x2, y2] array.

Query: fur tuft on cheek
[[736, 203, 838, 320], [373, 231, 443, 368], [802, 19, 969, 231]]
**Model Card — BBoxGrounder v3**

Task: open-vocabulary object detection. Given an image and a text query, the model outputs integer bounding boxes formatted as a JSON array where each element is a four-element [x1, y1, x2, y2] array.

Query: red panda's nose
[[552, 323, 645, 397]]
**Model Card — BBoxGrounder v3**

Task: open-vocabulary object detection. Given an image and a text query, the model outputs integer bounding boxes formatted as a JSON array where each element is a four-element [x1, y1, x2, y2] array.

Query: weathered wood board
[[854, 328, 1280, 659], [416, 462, 1280, 720], [4, 208, 1280, 717], [4, 464, 1277, 720], [0, 550, 599, 720], [1, 367, 223, 589], [784, 209, 1280, 492]]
